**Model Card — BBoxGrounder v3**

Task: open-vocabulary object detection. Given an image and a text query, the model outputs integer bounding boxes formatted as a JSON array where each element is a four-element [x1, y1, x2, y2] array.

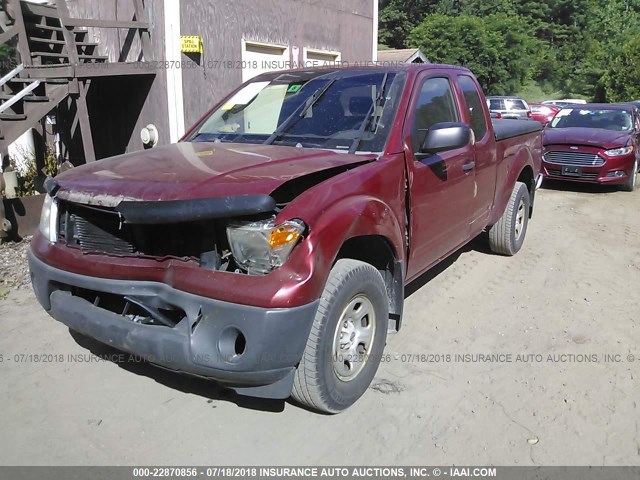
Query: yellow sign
[[181, 35, 204, 54]]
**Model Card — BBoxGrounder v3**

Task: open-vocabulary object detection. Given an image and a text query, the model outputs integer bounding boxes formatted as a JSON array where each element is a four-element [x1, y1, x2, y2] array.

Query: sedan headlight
[[226, 218, 305, 275], [604, 146, 634, 157], [39, 194, 59, 243]]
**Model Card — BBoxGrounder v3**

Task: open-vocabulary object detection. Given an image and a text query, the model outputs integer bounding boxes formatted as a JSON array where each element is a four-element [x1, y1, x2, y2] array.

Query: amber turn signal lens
[[270, 226, 302, 248]]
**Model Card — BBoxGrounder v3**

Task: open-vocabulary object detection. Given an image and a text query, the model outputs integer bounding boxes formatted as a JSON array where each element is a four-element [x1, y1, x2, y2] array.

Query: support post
[[7, 0, 31, 66]]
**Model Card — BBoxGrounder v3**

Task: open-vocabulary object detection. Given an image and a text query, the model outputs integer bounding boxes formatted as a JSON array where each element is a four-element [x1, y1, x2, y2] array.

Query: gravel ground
[[0, 236, 32, 294], [0, 183, 639, 466]]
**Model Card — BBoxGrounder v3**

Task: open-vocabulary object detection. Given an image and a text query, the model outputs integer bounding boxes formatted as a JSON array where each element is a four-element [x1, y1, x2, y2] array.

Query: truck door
[[457, 74, 498, 234], [404, 74, 475, 279]]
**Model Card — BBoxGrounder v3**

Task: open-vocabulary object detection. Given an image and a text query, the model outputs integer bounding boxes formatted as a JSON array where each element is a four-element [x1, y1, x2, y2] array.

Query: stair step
[[12, 76, 69, 85], [31, 52, 108, 62], [29, 37, 66, 45], [6, 78, 39, 84], [0, 93, 49, 102], [27, 23, 63, 32], [32, 52, 69, 59], [24, 95, 50, 102], [43, 78, 69, 84], [0, 114, 27, 121], [30, 37, 98, 47]]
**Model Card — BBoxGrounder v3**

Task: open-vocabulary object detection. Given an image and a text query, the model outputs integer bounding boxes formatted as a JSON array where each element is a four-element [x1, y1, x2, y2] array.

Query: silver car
[[487, 96, 531, 120]]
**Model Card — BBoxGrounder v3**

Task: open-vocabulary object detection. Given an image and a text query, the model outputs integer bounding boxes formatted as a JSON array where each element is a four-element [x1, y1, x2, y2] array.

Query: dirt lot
[[0, 181, 639, 466]]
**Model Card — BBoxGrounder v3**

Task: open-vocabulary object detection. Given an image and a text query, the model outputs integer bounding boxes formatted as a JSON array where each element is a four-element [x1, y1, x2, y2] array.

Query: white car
[[542, 99, 587, 106]]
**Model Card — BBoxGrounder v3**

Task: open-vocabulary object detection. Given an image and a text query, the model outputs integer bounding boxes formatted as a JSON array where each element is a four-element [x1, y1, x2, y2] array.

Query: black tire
[[292, 259, 389, 413], [488, 181, 530, 256], [620, 159, 638, 192]]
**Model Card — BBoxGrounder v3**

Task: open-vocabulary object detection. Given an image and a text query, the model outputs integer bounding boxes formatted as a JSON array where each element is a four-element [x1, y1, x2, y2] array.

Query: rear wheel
[[292, 259, 388, 413], [621, 159, 638, 192], [488, 181, 530, 256]]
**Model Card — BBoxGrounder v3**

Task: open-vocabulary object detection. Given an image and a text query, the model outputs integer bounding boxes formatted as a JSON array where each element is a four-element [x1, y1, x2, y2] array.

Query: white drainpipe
[[164, 0, 185, 143], [372, 0, 379, 62]]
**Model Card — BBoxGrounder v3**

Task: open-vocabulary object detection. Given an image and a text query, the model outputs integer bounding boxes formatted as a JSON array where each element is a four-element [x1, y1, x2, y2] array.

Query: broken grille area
[[73, 287, 186, 328], [71, 211, 135, 254], [58, 201, 224, 262]]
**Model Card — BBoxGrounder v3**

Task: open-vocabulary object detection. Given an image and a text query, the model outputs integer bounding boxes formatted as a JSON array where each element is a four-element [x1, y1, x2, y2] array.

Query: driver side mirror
[[420, 122, 472, 155]]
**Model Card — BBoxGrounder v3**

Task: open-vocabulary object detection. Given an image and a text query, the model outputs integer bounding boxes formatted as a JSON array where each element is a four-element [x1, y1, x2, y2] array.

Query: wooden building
[[0, 0, 378, 167]]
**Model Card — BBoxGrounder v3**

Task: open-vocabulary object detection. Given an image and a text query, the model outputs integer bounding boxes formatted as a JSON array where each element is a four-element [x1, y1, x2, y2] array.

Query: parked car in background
[[542, 99, 587, 107], [530, 103, 560, 125], [487, 96, 532, 119], [542, 103, 640, 191]]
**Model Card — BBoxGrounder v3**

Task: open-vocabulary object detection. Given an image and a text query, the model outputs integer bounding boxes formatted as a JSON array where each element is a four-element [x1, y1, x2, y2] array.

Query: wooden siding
[[180, 0, 375, 128], [67, 0, 171, 153], [66, 0, 374, 150]]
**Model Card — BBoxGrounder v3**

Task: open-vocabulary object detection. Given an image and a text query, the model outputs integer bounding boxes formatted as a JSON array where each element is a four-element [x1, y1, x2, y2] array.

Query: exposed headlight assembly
[[39, 194, 59, 243], [604, 146, 634, 157], [226, 218, 305, 275]]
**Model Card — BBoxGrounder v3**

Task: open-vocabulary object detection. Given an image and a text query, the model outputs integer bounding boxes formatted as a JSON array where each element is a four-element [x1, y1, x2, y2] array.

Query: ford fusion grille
[[544, 151, 605, 167], [546, 168, 599, 179]]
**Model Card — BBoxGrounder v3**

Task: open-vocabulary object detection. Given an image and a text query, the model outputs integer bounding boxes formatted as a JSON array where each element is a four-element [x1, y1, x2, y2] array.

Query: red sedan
[[542, 104, 640, 191], [530, 103, 560, 125]]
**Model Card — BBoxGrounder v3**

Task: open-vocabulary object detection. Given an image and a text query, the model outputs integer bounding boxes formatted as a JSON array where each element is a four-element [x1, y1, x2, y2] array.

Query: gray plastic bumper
[[29, 251, 318, 399]]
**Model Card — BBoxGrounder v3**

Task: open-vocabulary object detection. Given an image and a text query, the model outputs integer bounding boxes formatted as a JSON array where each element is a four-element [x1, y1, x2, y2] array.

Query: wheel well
[[335, 235, 404, 332], [517, 165, 535, 217]]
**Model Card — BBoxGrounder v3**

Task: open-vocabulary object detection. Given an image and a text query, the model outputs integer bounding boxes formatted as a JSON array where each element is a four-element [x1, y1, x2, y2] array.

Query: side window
[[459, 75, 488, 140], [412, 77, 459, 152]]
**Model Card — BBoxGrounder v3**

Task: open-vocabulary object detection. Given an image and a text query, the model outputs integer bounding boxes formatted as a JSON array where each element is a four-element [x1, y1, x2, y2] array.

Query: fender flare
[[490, 146, 535, 226]]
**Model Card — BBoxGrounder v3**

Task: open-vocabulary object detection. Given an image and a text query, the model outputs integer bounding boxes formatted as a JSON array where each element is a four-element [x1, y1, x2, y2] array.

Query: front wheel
[[488, 181, 530, 256], [621, 159, 638, 192], [291, 259, 389, 413]]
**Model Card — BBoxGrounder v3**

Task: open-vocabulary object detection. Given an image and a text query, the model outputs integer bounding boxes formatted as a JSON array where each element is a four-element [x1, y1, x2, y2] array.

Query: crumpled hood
[[54, 142, 376, 205], [543, 127, 631, 150]]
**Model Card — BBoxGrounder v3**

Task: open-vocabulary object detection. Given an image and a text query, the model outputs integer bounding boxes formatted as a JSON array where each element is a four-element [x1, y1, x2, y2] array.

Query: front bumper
[[29, 251, 318, 399], [542, 155, 637, 184]]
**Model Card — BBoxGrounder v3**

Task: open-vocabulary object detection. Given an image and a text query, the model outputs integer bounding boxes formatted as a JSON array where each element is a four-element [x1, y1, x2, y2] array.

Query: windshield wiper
[[348, 73, 390, 154], [263, 77, 337, 146]]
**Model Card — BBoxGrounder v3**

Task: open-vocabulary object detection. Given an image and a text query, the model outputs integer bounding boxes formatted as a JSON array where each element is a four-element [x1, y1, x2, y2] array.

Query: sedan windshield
[[188, 70, 405, 152], [549, 108, 633, 131]]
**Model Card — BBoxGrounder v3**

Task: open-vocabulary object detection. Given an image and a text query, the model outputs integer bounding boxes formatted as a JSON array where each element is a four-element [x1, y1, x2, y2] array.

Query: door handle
[[462, 162, 476, 172]]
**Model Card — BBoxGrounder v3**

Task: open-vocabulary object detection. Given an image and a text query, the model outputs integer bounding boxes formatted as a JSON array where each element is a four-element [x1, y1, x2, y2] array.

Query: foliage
[[601, 34, 640, 102], [409, 13, 542, 95], [9, 147, 59, 197], [379, 0, 640, 101], [0, 43, 17, 76]]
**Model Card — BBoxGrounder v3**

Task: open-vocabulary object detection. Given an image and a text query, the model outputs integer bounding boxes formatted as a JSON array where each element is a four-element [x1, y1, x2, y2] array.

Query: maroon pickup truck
[[29, 65, 542, 413]]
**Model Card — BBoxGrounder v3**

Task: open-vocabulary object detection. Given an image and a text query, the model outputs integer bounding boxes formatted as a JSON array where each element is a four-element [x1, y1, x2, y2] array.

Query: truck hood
[[54, 142, 376, 205], [543, 127, 631, 150]]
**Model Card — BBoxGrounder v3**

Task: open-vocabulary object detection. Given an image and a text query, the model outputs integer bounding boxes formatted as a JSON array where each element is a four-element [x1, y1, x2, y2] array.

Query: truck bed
[[492, 118, 542, 141]]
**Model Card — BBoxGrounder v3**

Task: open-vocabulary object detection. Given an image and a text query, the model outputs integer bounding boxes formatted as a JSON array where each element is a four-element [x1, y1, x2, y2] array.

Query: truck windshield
[[189, 71, 405, 152]]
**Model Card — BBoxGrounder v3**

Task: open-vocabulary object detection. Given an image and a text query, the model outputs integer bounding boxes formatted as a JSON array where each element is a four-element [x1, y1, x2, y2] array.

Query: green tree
[[409, 13, 541, 94], [378, 0, 640, 100], [601, 34, 640, 101]]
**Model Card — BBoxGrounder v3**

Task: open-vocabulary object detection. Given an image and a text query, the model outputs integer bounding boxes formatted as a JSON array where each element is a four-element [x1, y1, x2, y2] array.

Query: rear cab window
[[458, 75, 488, 140]]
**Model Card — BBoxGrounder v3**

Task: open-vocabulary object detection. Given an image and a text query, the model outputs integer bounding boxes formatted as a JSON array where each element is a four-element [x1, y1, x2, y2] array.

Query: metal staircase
[[0, 0, 154, 163]]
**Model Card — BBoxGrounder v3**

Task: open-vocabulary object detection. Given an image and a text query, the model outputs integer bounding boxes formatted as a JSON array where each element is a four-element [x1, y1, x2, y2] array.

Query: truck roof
[[251, 63, 473, 80]]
